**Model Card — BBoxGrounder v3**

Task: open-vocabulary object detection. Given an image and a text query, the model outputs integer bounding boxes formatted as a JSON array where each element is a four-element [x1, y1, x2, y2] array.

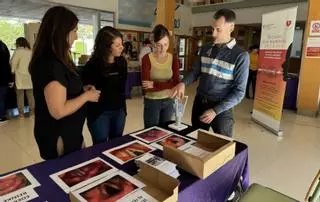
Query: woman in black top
[[0, 40, 13, 123], [83, 26, 127, 144], [29, 6, 100, 160]]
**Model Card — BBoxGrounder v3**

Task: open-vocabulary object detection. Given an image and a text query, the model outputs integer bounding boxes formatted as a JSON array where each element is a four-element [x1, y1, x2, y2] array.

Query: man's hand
[[8, 82, 14, 88], [170, 83, 185, 100], [200, 109, 216, 124], [142, 80, 154, 89]]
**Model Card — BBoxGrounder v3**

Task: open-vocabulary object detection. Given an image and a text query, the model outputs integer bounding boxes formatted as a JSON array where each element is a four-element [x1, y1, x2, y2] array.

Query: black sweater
[[82, 56, 127, 121]]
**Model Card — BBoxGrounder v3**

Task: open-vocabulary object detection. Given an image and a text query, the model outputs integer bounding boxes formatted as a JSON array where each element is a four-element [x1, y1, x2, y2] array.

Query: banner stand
[[251, 117, 283, 136], [252, 7, 297, 136]]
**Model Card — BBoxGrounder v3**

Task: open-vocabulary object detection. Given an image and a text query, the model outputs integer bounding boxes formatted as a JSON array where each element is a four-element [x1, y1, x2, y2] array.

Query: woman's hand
[[83, 85, 96, 91], [84, 89, 101, 102], [142, 80, 154, 89]]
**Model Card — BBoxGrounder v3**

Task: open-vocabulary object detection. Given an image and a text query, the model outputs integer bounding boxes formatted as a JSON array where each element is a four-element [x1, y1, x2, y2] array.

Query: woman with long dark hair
[[83, 26, 127, 144], [141, 24, 180, 128], [0, 40, 13, 124], [29, 6, 100, 159], [11, 37, 34, 118]]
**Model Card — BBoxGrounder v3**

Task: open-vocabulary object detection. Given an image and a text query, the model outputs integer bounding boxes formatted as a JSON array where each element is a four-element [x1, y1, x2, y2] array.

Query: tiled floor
[[0, 83, 319, 201]]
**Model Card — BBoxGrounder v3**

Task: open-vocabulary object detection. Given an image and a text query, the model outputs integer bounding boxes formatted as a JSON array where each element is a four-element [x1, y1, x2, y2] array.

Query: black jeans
[[191, 94, 234, 137]]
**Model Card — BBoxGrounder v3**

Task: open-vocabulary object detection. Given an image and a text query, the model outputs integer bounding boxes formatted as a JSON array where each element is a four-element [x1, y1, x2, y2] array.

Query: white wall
[[24, 23, 40, 49], [174, 5, 193, 36], [192, 2, 308, 26], [48, 0, 116, 12]]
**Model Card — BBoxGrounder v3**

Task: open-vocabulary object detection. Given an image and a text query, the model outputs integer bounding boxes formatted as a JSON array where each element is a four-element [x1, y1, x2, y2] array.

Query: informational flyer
[[72, 171, 145, 202], [151, 134, 195, 151], [0, 169, 40, 202], [130, 126, 172, 144], [50, 157, 118, 193], [103, 140, 155, 165]]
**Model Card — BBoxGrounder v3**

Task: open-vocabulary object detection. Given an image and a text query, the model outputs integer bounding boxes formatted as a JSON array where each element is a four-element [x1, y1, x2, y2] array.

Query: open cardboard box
[[163, 129, 236, 179], [134, 161, 180, 202], [69, 161, 179, 202]]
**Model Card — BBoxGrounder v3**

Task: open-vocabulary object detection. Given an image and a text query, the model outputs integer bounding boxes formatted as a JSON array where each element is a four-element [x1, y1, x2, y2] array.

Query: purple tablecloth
[[1, 124, 249, 202]]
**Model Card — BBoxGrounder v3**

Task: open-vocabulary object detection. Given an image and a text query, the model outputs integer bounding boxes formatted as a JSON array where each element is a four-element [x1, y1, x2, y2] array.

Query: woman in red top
[[141, 24, 180, 128]]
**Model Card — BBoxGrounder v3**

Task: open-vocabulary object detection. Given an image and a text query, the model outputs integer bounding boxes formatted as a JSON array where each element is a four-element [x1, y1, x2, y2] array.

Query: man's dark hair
[[214, 9, 236, 23]]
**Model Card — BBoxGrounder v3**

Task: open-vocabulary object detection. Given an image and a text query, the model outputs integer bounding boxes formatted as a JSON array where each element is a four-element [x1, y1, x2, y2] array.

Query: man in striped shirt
[[171, 9, 249, 137]]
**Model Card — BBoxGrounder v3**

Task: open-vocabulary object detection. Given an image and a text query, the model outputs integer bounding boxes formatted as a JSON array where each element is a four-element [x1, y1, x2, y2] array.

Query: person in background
[[122, 41, 132, 61], [282, 43, 292, 81], [139, 39, 152, 65], [245, 44, 259, 99], [0, 40, 13, 124], [83, 26, 127, 145], [11, 37, 34, 119], [141, 24, 180, 128], [171, 9, 249, 137], [29, 6, 100, 160]]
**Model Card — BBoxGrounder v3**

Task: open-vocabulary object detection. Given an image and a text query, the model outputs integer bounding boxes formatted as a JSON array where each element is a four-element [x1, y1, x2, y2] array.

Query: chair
[[305, 170, 320, 202], [239, 169, 320, 202], [239, 183, 298, 202]]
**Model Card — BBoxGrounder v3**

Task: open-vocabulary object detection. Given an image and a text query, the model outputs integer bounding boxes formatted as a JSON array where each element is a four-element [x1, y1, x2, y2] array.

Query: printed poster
[[252, 7, 297, 135]]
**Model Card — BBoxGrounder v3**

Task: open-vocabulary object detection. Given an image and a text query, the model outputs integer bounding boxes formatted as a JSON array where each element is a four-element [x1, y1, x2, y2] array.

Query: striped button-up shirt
[[182, 39, 249, 115]]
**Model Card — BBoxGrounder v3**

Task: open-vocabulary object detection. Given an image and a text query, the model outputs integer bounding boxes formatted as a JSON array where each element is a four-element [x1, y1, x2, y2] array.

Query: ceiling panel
[[192, 0, 307, 13], [0, 0, 113, 24]]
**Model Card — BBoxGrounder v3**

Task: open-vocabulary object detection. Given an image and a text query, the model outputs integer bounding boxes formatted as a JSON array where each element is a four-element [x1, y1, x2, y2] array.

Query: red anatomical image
[[157, 135, 190, 149], [110, 142, 152, 163], [136, 129, 169, 142], [58, 160, 112, 187], [0, 172, 31, 196], [80, 175, 138, 202]]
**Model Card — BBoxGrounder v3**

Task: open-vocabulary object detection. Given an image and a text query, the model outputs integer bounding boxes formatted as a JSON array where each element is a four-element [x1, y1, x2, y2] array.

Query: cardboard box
[[134, 162, 180, 202], [69, 162, 179, 202], [163, 130, 236, 179]]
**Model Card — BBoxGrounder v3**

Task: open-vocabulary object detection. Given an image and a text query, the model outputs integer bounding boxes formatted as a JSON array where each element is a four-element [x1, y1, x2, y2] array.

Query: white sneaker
[[227, 191, 235, 201]]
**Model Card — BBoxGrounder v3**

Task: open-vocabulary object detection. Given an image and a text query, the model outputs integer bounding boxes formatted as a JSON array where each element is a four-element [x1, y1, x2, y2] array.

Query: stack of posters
[[50, 157, 118, 193], [183, 144, 211, 159], [70, 171, 158, 202], [135, 153, 179, 179], [0, 169, 40, 202], [103, 140, 156, 165]]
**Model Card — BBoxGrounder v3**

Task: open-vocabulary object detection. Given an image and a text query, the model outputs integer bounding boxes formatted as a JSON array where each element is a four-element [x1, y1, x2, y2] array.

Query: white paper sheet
[[118, 189, 158, 202], [183, 145, 211, 158], [0, 187, 39, 202], [136, 153, 176, 174]]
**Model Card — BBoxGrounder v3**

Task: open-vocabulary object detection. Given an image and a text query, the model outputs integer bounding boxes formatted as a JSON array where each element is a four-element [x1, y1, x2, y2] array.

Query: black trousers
[[246, 69, 257, 98], [191, 94, 234, 137]]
